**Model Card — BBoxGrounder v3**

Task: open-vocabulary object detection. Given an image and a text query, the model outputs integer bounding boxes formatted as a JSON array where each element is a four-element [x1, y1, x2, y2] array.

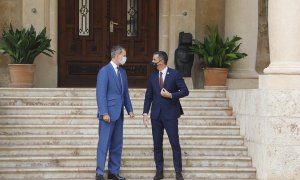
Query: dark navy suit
[[96, 62, 133, 175], [143, 67, 189, 173]]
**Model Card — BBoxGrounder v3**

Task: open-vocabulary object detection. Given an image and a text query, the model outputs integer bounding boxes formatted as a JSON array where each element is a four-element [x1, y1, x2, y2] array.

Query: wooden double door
[[58, 0, 159, 87]]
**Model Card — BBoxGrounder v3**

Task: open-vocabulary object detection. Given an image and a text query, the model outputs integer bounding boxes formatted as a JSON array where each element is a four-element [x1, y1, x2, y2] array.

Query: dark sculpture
[[175, 32, 194, 77]]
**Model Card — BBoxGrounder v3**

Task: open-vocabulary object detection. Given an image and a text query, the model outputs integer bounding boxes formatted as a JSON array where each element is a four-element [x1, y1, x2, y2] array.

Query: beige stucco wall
[[22, 0, 57, 87], [228, 89, 300, 180], [159, 0, 196, 89], [193, 0, 225, 88], [0, 0, 23, 87], [159, 0, 196, 68], [168, 0, 196, 70], [0, 0, 57, 87], [225, 0, 259, 90]]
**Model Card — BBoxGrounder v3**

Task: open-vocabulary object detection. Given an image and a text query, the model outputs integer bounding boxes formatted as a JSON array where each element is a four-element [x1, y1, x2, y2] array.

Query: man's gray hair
[[111, 45, 125, 58]]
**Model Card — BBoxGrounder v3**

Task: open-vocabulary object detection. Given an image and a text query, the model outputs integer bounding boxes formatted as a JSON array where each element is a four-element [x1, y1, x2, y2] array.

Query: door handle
[[110, 20, 119, 32]]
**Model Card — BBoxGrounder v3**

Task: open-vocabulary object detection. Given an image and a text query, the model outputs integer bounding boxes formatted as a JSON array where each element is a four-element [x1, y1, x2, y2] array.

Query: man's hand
[[143, 114, 149, 127], [129, 112, 135, 118], [103, 114, 110, 123], [160, 88, 172, 98]]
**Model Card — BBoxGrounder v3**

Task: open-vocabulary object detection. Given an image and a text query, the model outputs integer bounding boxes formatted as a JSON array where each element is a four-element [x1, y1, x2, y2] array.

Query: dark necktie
[[117, 67, 122, 88], [159, 72, 163, 89]]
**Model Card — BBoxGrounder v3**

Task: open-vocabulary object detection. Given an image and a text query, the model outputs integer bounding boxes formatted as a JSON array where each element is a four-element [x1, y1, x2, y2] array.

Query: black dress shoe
[[153, 171, 164, 180], [96, 174, 105, 180], [107, 173, 126, 180], [176, 172, 184, 180]]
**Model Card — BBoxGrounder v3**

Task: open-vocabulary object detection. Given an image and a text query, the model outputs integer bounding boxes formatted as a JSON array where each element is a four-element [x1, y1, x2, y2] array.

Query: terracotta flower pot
[[8, 64, 35, 88], [204, 68, 229, 86]]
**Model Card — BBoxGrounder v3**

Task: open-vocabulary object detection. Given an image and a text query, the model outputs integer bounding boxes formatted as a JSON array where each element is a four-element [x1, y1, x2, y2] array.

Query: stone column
[[260, 0, 300, 89], [159, 0, 170, 53], [225, 0, 259, 89], [250, 2, 300, 179]]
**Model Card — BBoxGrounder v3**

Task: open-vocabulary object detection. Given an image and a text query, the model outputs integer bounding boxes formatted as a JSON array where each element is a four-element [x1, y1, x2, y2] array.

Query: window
[[79, 0, 89, 36], [127, 0, 138, 37]]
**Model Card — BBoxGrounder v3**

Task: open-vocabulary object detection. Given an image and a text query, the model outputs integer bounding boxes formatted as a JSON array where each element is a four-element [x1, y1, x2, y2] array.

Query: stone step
[[0, 156, 252, 168], [0, 179, 257, 180], [3, 178, 257, 180], [0, 167, 256, 179], [0, 145, 249, 157], [0, 106, 233, 116], [0, 97, 229, 107], [0, 115, 237, 126], [0, 88, 227, 98], [0, 88, 256, 179], [0, 135, 244, 146], [0, 125, 240, 136]]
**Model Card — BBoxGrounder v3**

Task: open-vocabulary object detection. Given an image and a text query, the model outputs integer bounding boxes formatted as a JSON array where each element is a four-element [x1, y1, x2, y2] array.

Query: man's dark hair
[[153, 51, 168, 64]]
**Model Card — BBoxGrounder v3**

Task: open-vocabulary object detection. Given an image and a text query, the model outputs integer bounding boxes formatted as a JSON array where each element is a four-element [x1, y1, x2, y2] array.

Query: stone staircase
[[0, 88, 256, 179]]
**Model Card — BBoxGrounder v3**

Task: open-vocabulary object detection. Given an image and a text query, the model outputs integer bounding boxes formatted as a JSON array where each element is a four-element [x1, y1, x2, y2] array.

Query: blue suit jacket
[[143, 68, 189, 120], [96, 63, 133, 121]]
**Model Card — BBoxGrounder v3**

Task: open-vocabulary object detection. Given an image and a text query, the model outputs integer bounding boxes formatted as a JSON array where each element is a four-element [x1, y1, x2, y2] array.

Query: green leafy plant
[[0, 24, 55, 64], [190, 26, 247, 68]]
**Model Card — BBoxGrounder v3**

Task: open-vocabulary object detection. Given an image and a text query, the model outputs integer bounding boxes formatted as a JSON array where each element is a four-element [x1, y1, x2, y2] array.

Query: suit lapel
[[154, 71, 160, 92], [164, 68, 171, 88], [108, 63, 121, 92]]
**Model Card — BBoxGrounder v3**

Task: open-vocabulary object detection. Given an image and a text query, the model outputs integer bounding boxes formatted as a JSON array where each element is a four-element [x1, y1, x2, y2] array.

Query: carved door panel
[[58, 0, 158, 87]]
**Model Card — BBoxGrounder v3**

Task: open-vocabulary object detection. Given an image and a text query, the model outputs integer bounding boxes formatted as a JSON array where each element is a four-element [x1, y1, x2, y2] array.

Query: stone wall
[[193, 0, 225, 88], [225, 0, 259, 90], [22, 0, 58, 87], [227, 89, 300, 180], [160, 0, 196, 68], [0, 0, 22, 87]]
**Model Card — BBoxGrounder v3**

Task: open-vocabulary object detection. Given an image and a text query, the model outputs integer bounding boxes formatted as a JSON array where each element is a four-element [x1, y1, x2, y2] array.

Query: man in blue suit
[[143, 51, 189, 180], [96, 46, 134, 180]]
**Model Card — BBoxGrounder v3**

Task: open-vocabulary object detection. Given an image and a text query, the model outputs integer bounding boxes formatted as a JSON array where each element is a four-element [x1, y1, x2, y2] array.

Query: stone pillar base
[[227, 89, 300, 180], [227, 78, 258, 89], [259, 75, 300, 89], [183, 77, 194, 89]]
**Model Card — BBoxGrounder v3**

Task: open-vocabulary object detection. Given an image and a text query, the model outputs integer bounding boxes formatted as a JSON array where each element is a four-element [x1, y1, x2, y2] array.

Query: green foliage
[[0, 24, 55, 64], [190, 26, 247, 68]]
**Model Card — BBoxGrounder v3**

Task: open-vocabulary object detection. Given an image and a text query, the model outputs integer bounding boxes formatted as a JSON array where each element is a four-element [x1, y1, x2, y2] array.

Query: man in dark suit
[[143, 51, 189, 180], [96, 46, 134, 180]]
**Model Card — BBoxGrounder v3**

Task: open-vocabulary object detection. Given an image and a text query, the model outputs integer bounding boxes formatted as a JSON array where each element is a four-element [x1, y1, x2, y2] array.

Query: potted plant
[[190, 26, 247, 86], [0, 24, 54, 87]]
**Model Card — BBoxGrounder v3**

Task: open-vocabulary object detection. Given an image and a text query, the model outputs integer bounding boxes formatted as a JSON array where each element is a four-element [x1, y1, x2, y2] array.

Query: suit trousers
[[151, 116, 182, 173], [96, 115, 123, 175]]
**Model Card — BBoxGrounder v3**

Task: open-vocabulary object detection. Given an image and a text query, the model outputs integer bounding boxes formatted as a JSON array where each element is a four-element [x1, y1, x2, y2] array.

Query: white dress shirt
[[159, 66, 168, 82], [110, 61, 119, 75]]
